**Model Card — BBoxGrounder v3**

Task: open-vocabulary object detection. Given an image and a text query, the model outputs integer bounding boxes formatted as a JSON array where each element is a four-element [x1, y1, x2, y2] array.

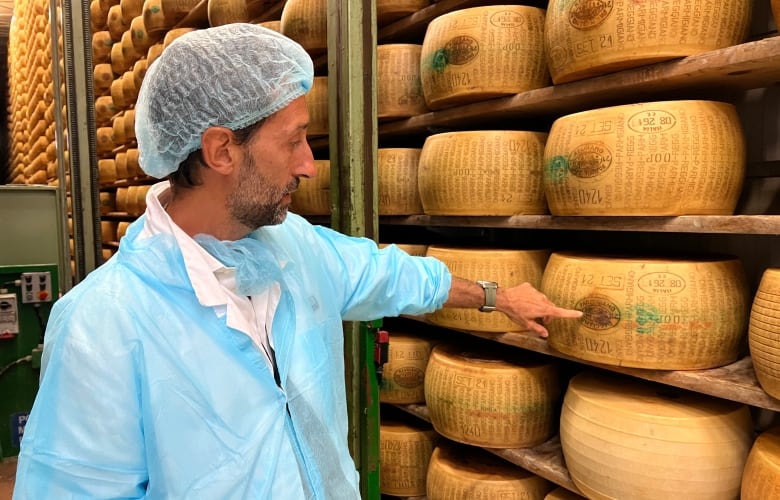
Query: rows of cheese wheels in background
[[7, 0, 67, 185]]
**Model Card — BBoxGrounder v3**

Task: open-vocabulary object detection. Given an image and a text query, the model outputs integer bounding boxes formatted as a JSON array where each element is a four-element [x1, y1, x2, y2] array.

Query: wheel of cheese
[[120, 0, 143, 24], [115, 151, 129, 179], [378, 243, 428, 257], [376, 0, 429, 26], [773, 0, 780, 30], [256, 20, 281, 32], [110, 42, 126, 79], [116, 186, 129, 212], [96, 95, 119, 125], [101, 220, 118, 242], [117, 221, 131, 240], [121, 69, 139, 103], [130, 15, 159, 52], [379, 418, 439, 497], [112, 114, 127, 146], [378, 148, 422, 215], [544, 487, 586, 500], [379, 334, 437, 404], [280, 0, 327, 55], [425, 246, 549, 333], [124, 108, 136, 141], [425, 343, 560, 448], [208, 0, 249, 26], [126, 148, 141, 177], [544, 0, 753, 85], [94, 63, 115, 94], [560, 371, 753, 500], [306, 76, 328, 137], [377, 44, 428, 120], [147, 42, 163, 67], [420, 5, 548, 110], [92, 30, 114, 64], [98, 158, 117, 183], [107, 4, 128, 41], [132, 59, 147, 91], [541, 252, 749, 370], [543, 100, 746, 216], [97, 126, 116, 155], [163, 28, 196, 49], [741, 426, 780, 500], [121, 31, 142, 66], [142, 0, 168, 34], [427, 441, 551, 500], [418, 130, 548, 216], [99, 191, 116, 215], [290, 159, 330, 215], [91, 0, 109, 30], [749, 268, 780, 399], [110, 78, 126, 109]]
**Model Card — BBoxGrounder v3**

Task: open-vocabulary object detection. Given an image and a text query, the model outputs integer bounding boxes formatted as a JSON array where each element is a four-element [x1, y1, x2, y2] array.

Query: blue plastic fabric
[[135, 24, 314, 179], [13, 213, 451, 499]]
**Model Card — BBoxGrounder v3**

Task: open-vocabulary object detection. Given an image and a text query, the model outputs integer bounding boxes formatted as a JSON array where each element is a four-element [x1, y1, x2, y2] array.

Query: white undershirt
[[139, 182, 279, 371]]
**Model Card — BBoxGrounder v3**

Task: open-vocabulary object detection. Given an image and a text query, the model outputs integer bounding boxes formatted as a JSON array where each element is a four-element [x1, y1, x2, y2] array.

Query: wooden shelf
[[102, 212, 138, 221], [394, 403, 582, 495], [402, 316, 780, 412], [378, 36, 780, 138], [378, 215, 780, 235]]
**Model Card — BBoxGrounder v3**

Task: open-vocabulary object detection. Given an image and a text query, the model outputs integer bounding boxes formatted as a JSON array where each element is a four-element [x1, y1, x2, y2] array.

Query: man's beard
[[227, 155, 299, 229]]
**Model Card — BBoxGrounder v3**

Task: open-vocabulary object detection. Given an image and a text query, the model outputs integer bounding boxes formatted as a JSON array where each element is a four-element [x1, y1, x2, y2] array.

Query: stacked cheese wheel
[[420, 5, 549, 110], [378, 148, 423, 215], [424, 343, 560, 448], [379, 417, 439, 497], [377, 44, 428, 120], [543, 100, 746, 216], [560, 371, 753, 500], [280, 0, 327, 55], [426, 246, 549, 333], [418, 131, 549, 216], [741, 426, 780, 500], [427, 441, 551, 500], [748, 268, 780, 399], [306, 76, 329, 137], [379, 333, 438, 404], [376, 0, 429, 26], [544, 487, 586, 500], [544, 0, 752, 84], [290, 160, 330, 215], [541, 252, 749, 370]]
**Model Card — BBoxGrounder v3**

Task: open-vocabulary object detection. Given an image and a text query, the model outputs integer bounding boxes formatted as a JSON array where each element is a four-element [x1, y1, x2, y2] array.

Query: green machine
[[0, 185, 68, 458]]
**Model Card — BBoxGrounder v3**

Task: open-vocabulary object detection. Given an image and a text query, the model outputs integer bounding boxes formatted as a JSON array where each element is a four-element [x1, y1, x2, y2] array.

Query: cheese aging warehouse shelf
[[1, 0, 780, 499]]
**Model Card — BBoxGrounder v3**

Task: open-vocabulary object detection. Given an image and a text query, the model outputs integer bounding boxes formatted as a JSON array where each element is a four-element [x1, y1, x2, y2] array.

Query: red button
[[38, 290, 49, 300]]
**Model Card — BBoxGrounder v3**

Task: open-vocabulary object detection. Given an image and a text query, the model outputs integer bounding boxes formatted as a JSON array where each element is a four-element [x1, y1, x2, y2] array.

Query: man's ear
[[200, 127, 239, 175]]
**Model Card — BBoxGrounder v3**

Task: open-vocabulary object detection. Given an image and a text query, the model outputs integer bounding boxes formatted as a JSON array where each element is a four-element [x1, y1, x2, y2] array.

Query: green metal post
[[326, 0, 380, 497]]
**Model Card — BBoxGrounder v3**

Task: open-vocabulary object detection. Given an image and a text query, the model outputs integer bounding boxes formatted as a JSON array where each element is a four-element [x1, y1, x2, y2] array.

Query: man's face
[[226, 97, 315, 229]]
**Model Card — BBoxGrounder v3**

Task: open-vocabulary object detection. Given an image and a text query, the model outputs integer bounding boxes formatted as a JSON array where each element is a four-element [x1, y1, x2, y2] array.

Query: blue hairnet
[[135, 23, 314, 179]]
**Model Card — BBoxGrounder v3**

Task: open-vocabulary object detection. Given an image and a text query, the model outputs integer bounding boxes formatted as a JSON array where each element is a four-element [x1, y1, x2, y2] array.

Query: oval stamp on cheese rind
[[627, 109, 677, 134], [568, 141, 613, 178], [638, 272, 687, 295], [489, 10, 527, 28], [568, 0, 614, 31], [392, 366, 425, 389], [443, 35, 480, 65], [576, 294, 621, 330]]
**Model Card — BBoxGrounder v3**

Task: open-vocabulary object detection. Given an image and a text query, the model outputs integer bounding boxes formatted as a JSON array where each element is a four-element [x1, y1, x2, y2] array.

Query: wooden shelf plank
[[402, 318, 780, 412], [379, 36, 780, 137], [378, 215, 780, 235], [394, 403, 582, 494]]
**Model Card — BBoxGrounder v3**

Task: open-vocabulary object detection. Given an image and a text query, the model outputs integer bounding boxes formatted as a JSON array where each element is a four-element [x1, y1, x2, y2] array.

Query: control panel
[[20, 271, 53, 304], [0, 292, 19, 336]]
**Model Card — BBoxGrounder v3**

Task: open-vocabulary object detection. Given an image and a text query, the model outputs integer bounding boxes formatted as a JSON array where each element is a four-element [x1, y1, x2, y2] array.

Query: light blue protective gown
[[13, 212, 451, 499]]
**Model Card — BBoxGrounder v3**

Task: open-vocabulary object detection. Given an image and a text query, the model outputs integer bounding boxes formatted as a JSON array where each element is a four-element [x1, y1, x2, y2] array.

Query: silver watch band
[[476, 280, 498, 312]]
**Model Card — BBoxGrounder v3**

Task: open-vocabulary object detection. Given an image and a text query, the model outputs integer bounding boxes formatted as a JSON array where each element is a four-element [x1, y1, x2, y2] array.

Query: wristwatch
[[476, 280, 498, 312]]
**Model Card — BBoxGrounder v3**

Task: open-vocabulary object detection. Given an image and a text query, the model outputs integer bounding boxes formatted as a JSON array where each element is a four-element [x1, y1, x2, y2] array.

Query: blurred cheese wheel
[[92, 31, 113, 64], [749, 268, 780, 399], [97, 127, 116, 155], [544, 0, 752, 84], [126, 148, 141, 177], [741, 426, 780, 500], [121, 70, 139, 103], [142, 0, 168, 34], [280, 0, 327, 54], [561, 371, 753, 500], [377, 44, 428, 120], [426, 246, 548, 332], [257, 20, 281, 32], [379, 334, 437, 404], [91, 0, 109, 30], [101, 220, 118, 242], [116, 186, 129, 212], [306, 76, 328, 137], [112, 114, 126, 146], [110, 78, 126, 109], [121, 31, 143, 67], [115, 151, 129, 179], [378, 148, 423, 215], [378, 243, 428, 257], [420, 5, 548, 110], [543, 100, 746, 215], [117, 221, 131, 240], [380, 418, 438, 497], [130, 15, 158, 52], [376, 0, 429, 25], [124, 108, 136, 141], [27, 170, 48, 185], [541, 252, 749, 370], [425, 343, 560, 448], [98, 158, 117, 183], [94, 63, 115, 93], [147, 42, 164, 66], [419, 130, 548, 216], [544, 487, 586, 500], [290, 159, 330, 214], [120, 0, 143, 24], [427, 441, 551, 500], [774, 0, 780, 29], [208, 0, 249, 26], [107, 4, 128, 41], [99, 191, 116, 215], [96, 95, 119, 125], [163, 28, 196, 49], [132, 59, 147, 91]]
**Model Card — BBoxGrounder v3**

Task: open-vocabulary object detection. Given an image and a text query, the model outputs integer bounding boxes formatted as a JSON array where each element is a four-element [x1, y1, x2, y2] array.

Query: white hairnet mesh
[[135, 23, 314, 179]]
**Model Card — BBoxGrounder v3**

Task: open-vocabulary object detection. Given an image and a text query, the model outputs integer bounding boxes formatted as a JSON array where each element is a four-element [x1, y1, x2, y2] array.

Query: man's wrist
[[476, 280, 498, 312]]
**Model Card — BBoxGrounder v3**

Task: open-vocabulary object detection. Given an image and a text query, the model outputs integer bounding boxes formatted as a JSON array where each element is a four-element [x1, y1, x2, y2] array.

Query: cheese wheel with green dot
[[290, 159, 329, 215], [748, 268, 780, 399], [544, 487, 586, 500], [427, 441, 552, 500], [92, 30, 113, 64], [560, 371, 753, 500], [379, 334, 437, 404], [419, 130, 548, 216], [425, 246, 549, 333], [420, 5, 549, 110], [380, 418, 439, 497], [378, 148, 423, 215], [543, 100, 746, 216], [377, 44, 428, 120], [280, 0, 327, 55], [540, 252, 749, 370], [741, 426, 780, 500], [544, 0, 752, 85], [424, 343, 560, 448]]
